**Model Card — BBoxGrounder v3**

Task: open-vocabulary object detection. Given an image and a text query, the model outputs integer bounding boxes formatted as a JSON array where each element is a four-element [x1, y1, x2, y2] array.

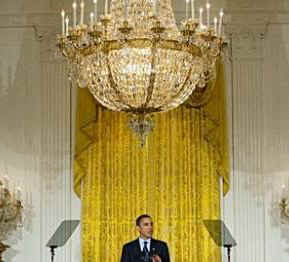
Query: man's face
[[137, 217, 154, 239]]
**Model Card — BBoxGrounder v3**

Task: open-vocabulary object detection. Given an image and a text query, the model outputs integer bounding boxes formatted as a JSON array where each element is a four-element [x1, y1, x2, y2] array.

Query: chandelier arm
[[142, 41, 157, 108], [279, 200, 289, 220], [0, 212, 4, 224], [105, 55, 134, 111], [185, 78, 217, 109], [281, 208, 289, 220], [98, 39, 201, 57], [284, 206, 289, 219]]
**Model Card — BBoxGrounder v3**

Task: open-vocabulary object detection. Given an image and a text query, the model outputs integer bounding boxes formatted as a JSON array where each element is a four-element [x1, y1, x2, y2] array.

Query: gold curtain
[[74, 62, 229, 262]]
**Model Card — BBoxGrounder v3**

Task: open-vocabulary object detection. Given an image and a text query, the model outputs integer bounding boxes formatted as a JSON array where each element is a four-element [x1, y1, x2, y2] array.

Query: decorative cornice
[[0, 13, 65, 62], [224, 26, 266, 60], [223, 13, 269, 60], [0, 13, 59, 43], [0, 13, 58, 27]]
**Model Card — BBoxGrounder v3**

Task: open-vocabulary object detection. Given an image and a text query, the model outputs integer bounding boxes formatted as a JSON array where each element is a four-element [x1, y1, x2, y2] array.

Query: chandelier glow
[[0, 176, 23, 261], [57, 0, 225, 144]]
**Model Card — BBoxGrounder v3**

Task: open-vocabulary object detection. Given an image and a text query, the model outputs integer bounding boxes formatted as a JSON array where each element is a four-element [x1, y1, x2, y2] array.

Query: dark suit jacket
[[121, 238, 170, 262]]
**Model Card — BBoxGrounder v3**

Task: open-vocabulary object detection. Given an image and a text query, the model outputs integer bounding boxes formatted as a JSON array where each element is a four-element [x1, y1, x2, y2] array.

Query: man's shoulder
[[152, 238, 168, 247], [123, 239, 138, 248]]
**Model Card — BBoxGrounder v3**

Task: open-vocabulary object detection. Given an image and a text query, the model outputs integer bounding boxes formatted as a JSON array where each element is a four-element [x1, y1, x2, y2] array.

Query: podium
[[203, 220, 237, 262], [46, 220, 80, 262]]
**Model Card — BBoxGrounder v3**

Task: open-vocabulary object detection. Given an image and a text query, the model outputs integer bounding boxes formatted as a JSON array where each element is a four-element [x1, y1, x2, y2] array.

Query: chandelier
[[0, 176, 23, 261], [280, 184, 289, 223], [57, 0, 225, 144]]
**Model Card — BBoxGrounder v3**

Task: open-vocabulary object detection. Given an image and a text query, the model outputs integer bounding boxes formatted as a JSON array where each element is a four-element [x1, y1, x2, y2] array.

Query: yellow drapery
[[74, 62, 229, 262]]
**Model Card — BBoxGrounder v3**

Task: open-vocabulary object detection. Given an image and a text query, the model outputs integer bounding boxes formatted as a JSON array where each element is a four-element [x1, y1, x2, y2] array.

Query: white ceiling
[[1, 0, 286, 15]]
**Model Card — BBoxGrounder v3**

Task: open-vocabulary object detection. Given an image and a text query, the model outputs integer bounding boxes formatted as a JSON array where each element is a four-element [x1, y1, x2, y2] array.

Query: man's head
[[136, 214, 153, 240]]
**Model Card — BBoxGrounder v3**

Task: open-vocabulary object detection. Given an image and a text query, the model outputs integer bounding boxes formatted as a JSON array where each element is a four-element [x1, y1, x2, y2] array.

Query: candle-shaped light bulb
[[191, 0, 195, 20], [105, 0, 108, 15], [65, 16, 69, 36], [206, 2, 211, 28], [29, 192, 32, 205], [80, 1, 85, 25], [186, 0, 189, 20], [61, 10, 65, 35], [218, 9, 224, 36], [214, 17, 218, 35], [3, 176, 8, 189], [25, 191, 28, 205], [220, 9, 224, 17], [124, 0, 129, 20], [90, 12, 94, 29], [282, 184, 287, 199], [16, 187, 21, 200], [12, 182, 16, 200], [154, 0, 158, 17], [72, 2, 77, 28], [93, 0, 98, 21], [199, 8, 203, 27], [0, 184, 4, 200]]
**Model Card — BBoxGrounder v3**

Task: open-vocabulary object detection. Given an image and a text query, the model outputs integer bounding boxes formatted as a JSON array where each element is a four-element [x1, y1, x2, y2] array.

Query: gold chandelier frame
[[57, 0, 225, 144]]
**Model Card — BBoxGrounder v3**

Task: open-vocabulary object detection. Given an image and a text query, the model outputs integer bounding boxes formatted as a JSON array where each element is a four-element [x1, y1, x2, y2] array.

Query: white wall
[[0, 26, 43, 262], [222, 8, 289, 262], [0, 0, 51, 13], [0, 12, 81, 262]]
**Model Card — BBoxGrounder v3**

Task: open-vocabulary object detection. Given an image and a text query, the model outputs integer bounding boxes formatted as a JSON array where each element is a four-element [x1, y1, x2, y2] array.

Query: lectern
[[203, 220, 237, 262], [46, 220, 80, 262]]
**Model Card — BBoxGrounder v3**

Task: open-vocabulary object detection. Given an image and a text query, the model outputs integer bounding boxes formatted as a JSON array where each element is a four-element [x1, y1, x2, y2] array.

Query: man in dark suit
[[121, 214, 170, 262]]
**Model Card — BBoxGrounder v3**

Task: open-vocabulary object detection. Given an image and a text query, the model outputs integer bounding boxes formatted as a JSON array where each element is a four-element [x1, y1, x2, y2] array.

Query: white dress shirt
[[139, 237, 151, 252]]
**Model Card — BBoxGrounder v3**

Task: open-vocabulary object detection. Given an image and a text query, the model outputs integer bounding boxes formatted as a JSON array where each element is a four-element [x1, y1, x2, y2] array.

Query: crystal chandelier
[[57, 0, 225, 144], [0, 176, 23, 261]]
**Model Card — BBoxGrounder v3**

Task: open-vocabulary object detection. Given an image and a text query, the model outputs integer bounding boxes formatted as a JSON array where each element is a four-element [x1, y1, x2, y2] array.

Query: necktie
[[144, 241, 149, 262]]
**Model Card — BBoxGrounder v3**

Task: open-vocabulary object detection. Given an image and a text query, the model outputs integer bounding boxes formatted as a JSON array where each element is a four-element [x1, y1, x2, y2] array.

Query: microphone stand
[[50, 246, 57, 262], [224, 244, 232, 262]]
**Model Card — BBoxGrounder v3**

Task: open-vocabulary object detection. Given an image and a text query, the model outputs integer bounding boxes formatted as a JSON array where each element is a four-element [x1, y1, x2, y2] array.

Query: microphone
[[150, 248, 157, 261]]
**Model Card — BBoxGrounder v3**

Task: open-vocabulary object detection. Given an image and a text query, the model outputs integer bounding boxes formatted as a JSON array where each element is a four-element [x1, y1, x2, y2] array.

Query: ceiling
[[0, 0, 287, 18]]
